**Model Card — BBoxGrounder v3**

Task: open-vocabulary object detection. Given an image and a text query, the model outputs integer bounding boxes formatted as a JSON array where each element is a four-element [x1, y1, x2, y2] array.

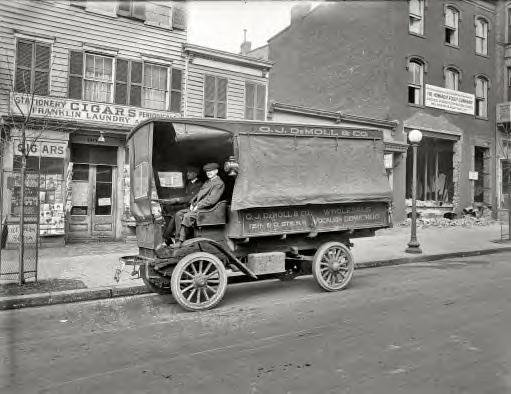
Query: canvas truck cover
[[231, 128, 392, 211]]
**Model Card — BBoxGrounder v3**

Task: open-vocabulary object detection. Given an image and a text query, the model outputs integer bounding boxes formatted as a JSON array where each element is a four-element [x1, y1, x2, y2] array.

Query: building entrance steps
[[1, 222, 510, 310]]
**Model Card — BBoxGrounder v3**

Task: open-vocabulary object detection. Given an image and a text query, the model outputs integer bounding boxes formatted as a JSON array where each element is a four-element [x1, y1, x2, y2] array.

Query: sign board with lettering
[[10, 92, 180, 128], [13, 139, 66, 158], [497, 102, 511, 123], [425, 84, 475, 115], [236, 202, 389, 237]]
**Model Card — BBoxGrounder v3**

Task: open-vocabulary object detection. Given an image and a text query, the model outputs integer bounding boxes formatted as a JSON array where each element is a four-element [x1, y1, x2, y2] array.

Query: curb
[[0, 284, 150, 311], [1, 246, 511, 311]]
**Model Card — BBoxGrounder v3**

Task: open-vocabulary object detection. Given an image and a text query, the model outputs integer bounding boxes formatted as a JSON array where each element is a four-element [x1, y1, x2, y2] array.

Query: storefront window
[[95, 166, 113, 215], [502, 159, 511, 206], [71, 164, 89, 215]]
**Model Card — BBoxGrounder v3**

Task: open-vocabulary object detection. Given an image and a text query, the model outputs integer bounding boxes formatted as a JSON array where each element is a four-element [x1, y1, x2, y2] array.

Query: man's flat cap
[[203, 162, 219, 171]]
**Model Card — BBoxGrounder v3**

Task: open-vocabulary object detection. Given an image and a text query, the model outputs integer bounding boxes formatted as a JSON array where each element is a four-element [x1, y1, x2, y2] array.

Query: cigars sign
[[10, 92, 179, 127]]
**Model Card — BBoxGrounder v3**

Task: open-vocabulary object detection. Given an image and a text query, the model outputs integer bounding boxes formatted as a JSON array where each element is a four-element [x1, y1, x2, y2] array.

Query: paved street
[[1, 252, 511, 394]]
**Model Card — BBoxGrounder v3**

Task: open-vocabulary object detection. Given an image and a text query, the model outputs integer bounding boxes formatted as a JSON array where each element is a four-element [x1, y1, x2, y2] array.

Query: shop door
[[69, 164, 115, 240]]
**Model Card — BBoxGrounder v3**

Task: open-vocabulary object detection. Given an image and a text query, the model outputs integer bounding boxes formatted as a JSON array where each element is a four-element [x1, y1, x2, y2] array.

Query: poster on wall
[[39, 174, 65, 236]]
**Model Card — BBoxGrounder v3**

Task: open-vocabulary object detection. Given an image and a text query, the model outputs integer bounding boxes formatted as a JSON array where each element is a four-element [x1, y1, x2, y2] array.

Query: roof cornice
[[183, 43, 273, 70]]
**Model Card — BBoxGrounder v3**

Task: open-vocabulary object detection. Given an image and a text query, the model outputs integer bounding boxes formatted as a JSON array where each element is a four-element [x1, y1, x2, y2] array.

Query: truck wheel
[[140, 265, 172, 295], [171, 252, 227, 311], [312, 242, 354, 292]]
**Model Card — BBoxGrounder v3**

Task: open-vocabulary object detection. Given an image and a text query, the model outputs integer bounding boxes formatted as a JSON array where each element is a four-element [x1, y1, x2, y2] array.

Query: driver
[[173, 162, 225, 247], [161, 167, 202, 245]]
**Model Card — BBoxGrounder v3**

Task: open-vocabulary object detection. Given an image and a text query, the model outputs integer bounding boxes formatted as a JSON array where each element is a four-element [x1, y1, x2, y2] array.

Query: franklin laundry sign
[[425, 84, 475, 115], [10, 92, 179, 127]]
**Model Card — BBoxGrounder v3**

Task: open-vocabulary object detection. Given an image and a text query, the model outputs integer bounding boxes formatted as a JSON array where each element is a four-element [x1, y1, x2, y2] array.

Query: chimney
[[290, 3, 311, 24], [240, 29, 252, 56]]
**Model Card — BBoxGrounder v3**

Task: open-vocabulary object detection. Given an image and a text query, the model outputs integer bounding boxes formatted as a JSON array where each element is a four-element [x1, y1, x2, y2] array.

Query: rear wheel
[[312, 242, 354, 291], [171, 252, 228, 311]]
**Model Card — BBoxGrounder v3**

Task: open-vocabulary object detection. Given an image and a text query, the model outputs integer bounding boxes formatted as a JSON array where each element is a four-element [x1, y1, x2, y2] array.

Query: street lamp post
[[406, 129, 423, 254]]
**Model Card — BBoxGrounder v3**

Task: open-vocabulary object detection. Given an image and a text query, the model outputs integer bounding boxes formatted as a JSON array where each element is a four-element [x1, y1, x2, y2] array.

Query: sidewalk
[[1, 221, 510, 310]]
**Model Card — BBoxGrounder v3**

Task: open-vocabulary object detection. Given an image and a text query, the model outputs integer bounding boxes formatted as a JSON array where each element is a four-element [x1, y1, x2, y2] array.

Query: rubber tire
[[171, 252, 228, 312], [140, 265, 173, 295], [312, 241, 354, 292]]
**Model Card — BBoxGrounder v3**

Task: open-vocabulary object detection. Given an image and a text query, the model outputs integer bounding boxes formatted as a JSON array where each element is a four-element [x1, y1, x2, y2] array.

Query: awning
[[231, 134, 392, 211]]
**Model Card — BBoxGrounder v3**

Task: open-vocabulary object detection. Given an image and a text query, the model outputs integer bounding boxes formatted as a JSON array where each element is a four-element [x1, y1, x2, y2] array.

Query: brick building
[[261, 0, 497, 221], [0, 0, 271, 246]]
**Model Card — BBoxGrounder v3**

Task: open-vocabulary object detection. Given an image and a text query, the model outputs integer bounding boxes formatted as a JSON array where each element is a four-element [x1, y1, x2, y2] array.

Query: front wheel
[[171, 252, 228, 311], [312, 242, 354, 292]]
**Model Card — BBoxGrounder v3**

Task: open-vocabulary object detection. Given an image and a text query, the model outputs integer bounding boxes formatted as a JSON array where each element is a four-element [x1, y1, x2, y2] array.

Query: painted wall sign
[[425, 84, 475, 115], [10, 92, 180, 127], [240, 203, 388, 236], [496, 102, 511, 123], [243, 125, 382, 139], [13, 138, 66, 158]]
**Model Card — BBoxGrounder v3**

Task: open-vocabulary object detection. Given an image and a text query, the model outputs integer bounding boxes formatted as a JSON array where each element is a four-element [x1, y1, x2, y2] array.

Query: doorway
[[68, 164, 116, 241], [474, 146, 490, 204]]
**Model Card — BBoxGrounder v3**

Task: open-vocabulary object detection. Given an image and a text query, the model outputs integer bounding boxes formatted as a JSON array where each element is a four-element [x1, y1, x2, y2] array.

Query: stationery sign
[[10, 92, 180, 127], [425, 84, 475, 115]]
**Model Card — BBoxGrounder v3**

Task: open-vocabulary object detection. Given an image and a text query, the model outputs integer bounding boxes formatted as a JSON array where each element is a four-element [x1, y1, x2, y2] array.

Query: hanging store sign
[[10, 92, 180, 128], [425, 85, 475, 115], [13, 138, 66, 158]]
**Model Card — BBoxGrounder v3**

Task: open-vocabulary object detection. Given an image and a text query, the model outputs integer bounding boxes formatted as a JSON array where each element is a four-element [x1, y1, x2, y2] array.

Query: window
[[445, 6, 459, 46], [475, 76, 488, 118], [69, 52, 182, 111], [475, 17, 488, 55], [143, 63, 168, 110], [408, 60, 424, 105], [408, 0, 424, 35], [117, 0, 146, 20], [444, 67, 459, 90], [15, 39, 51, 95], [245, 82, 266, 120], [508, 8, 511, 43], [84, 54, 114, 103], [204, 75, 227, 118], [507, 67, 511, 101]]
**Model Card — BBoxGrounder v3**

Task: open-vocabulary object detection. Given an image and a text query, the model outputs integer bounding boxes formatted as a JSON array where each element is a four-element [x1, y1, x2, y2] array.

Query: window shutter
[[245, 82, 255, 119], [115, 59, 129, 105], [172, 3, 187, 30], [34, 43, 50, 95], [117, 0, 131, 16], [204, 75, 215, 117], [170, 68, 182, 113], [15, 40, 33, 93], [217, 77, 227, 118], [256, 84, 266, 120], [132, 2, 146, 20], [130, 61, 143, 106], [68, 50, 83, 99]]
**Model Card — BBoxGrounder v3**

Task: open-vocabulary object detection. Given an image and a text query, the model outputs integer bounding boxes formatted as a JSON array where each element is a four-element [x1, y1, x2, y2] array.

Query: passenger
[[173, 162, 225, 247], [162, 167, 202, 245]]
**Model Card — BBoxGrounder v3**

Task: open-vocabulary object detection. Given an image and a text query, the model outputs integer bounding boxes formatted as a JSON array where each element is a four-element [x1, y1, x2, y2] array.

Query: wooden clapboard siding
[[186, 62, 267, 119], [0, 0, 186, 114]]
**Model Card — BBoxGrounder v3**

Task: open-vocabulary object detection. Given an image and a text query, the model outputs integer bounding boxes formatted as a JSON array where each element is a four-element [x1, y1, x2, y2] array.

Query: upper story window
[[408, 0, 424, 35], [117, 0, 146, 20], [15, 39, 51, 95], [475, 76, 488, 119], [69, 51, 182, 111], [204, 75, 227, 119], [445, 6, 459, 46], [245, 82, 266, 120], [507, 7, 511, 43], [475, 17, 488, 55], [444, 67, 460, 91], [408, 59, 424, 105]]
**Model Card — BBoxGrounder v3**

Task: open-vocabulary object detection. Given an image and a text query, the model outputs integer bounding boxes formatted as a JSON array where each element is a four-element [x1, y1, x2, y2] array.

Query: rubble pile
[[398, 214, 495, 228]]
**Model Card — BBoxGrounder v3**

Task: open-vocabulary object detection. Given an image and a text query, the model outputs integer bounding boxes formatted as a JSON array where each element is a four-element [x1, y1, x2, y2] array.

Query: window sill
[[475, 115, 488, 121], [408, 102, 424, 108], [408, 31, 426, 39], [444, 42, 460, 50], [475, 51, 489, 59], [144, 21, 172, 31], [85, 8, 118, 19]]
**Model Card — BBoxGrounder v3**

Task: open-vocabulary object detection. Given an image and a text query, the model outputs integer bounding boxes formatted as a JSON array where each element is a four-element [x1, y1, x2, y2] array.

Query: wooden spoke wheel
[[171, 252, 228, 311], [140, 265, 172, 295], [312, 242, 354, 292]]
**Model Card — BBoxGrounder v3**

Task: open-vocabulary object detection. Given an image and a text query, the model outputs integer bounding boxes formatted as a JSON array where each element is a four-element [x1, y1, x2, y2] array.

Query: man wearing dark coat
[[173, 162, 225, 247]]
